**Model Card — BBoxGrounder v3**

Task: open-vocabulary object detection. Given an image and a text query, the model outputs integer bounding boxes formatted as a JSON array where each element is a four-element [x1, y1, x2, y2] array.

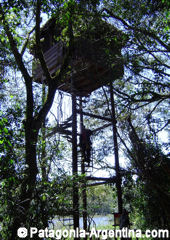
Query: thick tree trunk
[[10, 121, 38, 240]]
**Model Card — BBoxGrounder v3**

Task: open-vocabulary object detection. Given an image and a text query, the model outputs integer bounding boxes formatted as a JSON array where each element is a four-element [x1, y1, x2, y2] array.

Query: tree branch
[[21, 26, 35, 56], [35, 85, 56, 128], [0, 3, 33, 119], [35, 0, 52, 84], [0, 5, 31, 83], [103, 8, 170, 51]]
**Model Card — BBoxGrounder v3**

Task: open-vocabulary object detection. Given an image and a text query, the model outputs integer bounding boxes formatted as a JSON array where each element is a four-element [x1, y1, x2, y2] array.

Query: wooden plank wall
[[33, 42, 63, 82]]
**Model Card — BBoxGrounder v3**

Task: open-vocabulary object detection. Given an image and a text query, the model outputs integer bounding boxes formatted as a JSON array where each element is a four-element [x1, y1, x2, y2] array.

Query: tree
[[0, 0, 76, 238], [122, 118, 170, 230], [97, 0, 170, 232], [86, 185, 116, 215], [102, 0, 169, 134]]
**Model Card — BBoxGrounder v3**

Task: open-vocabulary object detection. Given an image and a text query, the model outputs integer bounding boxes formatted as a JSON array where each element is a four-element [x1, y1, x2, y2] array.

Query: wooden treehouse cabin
[[32, 17, 126, 95]]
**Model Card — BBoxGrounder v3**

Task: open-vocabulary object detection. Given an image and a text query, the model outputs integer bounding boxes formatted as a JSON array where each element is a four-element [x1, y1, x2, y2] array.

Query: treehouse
[[31, 17, 126, 229], [32, 17, 126, 96]]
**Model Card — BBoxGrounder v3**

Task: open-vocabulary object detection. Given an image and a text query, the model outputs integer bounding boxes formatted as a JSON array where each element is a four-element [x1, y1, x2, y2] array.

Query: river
[[52, 215, 113, 229]]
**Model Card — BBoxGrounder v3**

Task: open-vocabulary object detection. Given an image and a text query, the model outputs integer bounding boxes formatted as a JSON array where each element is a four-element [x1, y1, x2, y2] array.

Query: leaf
[[3, 128, 8, 134], [10, 159, 14, 164], [42, 195, 46, 201]]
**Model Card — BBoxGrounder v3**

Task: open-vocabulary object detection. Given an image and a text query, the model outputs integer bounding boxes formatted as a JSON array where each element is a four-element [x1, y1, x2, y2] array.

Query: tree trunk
[[10, 120, 38, 239]]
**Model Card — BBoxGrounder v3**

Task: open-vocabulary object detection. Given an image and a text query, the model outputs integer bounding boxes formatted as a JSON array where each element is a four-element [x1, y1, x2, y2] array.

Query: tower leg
[[80, 97, 88, 233], [110, 81, 123, 213], [72, 92, 79, 231]]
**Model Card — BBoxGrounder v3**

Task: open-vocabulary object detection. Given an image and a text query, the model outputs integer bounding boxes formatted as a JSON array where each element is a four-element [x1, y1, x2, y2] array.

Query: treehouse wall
[[33, 42, 63, 82]]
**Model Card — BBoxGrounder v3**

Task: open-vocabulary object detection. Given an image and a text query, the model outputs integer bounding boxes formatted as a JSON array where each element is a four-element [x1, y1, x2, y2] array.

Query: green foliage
[[123, 133, 170, 230], [0, 112, 21, 238], [0, 114, 16, 180], [24, 175, 73, 230], [86, 185, 116, 215]]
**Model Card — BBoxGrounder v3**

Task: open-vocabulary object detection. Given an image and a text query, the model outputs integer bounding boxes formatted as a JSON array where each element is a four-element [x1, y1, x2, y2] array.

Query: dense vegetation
[[0, 0, 169, 239]]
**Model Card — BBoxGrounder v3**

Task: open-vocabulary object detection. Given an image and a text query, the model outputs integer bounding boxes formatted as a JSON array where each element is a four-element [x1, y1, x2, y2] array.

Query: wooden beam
[[86, 176, 116, 181], [46, 119, 111, 138], [87, 182, 108, 187], [77, 110, 112, 122], [45, 126, 72, 137], [72, 80, 79, 231], [79, 97, 88, 233], [86, 176, 116, 187], [87, 180, 116, 187], [110, 81, 123, 213]]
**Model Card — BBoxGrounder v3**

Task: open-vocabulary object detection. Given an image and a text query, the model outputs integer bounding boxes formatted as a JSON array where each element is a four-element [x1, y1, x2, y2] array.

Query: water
[[52, 215, 113, 229], [84, 215, 113, 228]]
